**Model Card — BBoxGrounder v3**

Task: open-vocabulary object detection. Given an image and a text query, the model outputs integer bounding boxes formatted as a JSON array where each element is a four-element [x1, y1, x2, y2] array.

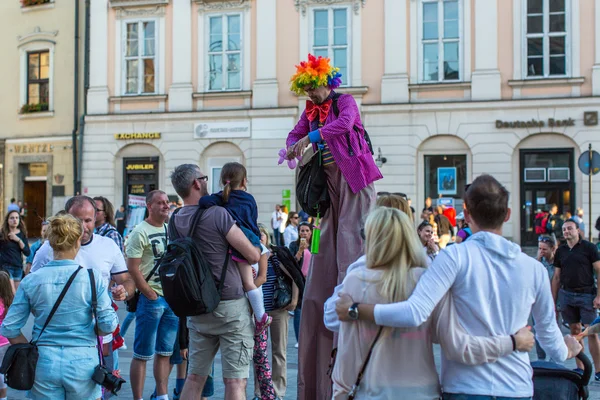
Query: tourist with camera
[[0, 214, 118, 399]]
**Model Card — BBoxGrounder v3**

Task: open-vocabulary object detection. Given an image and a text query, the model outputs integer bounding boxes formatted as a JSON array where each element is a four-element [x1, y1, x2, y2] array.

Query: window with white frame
[[526, 0, 567, 77], [311, 7, 349, 85], [207, 14, 242, 91], [124, 20, 156, 95], [421, 0, 460, 82]]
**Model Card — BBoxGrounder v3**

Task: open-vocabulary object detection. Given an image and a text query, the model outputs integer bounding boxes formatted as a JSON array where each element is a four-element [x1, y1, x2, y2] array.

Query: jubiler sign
[[496, 118, 575, 129]]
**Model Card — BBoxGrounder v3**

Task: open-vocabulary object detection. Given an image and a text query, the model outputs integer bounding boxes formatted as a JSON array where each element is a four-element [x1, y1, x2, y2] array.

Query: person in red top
[[443, 206, 457, 229]]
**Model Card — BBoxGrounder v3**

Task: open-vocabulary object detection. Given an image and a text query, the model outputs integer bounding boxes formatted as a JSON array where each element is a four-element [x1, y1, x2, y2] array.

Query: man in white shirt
[[335, 175, 582, 399], [31, 196, 135, 379], [271, 204, 283, 246]]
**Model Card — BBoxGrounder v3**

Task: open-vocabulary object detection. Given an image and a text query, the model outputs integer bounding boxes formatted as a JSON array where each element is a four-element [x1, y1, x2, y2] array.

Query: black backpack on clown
[[159, 207, 230, 317]]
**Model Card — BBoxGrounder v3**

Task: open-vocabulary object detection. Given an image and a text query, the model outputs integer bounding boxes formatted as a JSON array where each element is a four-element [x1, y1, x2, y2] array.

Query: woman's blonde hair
[[258, 224, 271, 247], [47, 214, 83, 252], [376, 195, 413, 222], [365, 207, 427, 305]]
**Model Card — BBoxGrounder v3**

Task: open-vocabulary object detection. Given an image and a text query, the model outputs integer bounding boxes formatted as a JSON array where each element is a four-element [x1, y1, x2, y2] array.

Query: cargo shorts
[[187, 297, 254, 379]]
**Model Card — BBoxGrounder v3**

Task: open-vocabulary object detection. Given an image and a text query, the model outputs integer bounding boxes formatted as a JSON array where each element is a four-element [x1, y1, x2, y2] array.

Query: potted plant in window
[[20, 0, 52, 7], [19, 103, 49, 114]]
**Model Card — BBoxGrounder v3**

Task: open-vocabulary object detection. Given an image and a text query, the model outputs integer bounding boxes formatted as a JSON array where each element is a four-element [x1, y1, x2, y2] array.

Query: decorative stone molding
[[109, 0, 168, 8], [195, 0, 251, 12], [115, 5, 166, 18], [17, 26, 58, 46], [294, 0, 366, 16]]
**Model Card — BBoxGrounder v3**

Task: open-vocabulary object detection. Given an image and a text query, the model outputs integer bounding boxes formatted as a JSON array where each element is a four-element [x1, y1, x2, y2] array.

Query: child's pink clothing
[[0, 301, 10, 347]]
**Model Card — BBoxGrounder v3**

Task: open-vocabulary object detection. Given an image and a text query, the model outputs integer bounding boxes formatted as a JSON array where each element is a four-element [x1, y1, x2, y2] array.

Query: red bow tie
[[306, 99, 332, 123]]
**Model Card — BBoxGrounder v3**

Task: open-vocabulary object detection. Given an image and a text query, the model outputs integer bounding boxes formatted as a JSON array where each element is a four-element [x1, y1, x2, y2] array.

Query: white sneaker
[[295, 342, 299, 348]]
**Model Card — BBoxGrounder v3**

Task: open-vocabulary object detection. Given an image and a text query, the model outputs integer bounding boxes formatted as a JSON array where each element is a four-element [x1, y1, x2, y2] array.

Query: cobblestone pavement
[[8, 303, 600, 399]]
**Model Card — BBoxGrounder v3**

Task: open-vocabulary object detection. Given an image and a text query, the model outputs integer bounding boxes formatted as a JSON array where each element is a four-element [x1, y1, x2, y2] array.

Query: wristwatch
[[348, 303, 360, 320]]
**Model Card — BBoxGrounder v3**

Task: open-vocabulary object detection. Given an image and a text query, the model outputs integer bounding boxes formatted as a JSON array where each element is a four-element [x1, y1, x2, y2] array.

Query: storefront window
[[424, 154, 467, 208]]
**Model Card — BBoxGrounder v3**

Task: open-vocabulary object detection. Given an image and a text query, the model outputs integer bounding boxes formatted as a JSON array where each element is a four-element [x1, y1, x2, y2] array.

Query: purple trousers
[[297, 162, 375, 400]]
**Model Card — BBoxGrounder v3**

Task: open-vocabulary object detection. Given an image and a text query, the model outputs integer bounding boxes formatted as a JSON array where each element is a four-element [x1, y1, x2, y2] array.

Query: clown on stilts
[[285, 54, 382, 400]]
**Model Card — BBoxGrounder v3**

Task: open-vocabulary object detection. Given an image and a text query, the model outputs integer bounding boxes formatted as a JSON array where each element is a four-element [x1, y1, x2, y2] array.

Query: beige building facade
[[83, 0, 600, 245], [0, 0, 82, 236]]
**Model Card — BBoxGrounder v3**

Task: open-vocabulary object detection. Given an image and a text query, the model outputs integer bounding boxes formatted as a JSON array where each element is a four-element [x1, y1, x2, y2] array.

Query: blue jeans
[[5, 265, 23, 281], [294, 306, 302, 342], [443, 394, 532, 400], [32, 346, 101, 400], [120, 311, 136, 338], [133, 294, 179, 360]]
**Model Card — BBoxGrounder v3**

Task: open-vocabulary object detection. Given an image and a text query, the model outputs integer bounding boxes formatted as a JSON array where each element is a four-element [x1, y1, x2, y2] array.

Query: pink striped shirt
[[287, 93, 382, 193]]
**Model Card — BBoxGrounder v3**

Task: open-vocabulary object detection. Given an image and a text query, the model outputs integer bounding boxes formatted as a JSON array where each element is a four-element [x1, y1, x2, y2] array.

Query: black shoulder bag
[[125, 224, 168, 313], [0, 266, 82, 390], [88, 270, 126, 395]]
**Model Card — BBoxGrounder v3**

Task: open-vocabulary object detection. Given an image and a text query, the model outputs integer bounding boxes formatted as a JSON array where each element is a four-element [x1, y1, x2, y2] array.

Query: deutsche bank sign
[[194, 121, 251, 139]]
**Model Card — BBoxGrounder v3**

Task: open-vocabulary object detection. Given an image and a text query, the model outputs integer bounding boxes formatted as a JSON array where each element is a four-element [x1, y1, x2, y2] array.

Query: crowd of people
[[0, 53, 597, 400]]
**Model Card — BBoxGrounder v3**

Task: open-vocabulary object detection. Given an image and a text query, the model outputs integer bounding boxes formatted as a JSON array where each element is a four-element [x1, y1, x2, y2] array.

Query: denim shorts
[[4, 265, 23, 282], [559, 289, 597, 325], [31, 345, 101, 400], [133, 294, 179, 361], [443, 394, 531, 400]]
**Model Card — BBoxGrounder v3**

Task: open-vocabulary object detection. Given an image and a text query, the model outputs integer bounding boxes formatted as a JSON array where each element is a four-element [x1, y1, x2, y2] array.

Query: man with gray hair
[[169, 164, 260, 400], [31, 195, 135, 387]]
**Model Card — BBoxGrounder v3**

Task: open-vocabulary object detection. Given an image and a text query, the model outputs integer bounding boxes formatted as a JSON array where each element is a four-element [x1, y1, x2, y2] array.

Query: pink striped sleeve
[[319, 95, 358, 141], [286, 111, 311, 148]]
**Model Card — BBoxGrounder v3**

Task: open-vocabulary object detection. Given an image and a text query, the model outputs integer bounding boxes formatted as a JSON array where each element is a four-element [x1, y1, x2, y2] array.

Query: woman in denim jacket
[[1, 214, 118, 400]]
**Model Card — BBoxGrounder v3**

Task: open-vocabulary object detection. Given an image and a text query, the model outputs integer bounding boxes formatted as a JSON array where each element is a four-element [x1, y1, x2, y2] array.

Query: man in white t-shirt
[[271, 204, 283, 246], [31, 196, 135, 377]]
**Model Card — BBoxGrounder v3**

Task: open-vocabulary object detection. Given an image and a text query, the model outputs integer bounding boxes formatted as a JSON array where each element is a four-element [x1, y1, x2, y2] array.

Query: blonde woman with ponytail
[[331, 207, 534, 400], [0, 214, 118, 399]]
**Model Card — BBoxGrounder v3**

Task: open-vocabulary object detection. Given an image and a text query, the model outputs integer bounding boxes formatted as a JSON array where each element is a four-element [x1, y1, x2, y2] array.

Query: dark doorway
[[23, 180, 46, 238], [123, 157, 159, 207], [520, 148, 575, 246]]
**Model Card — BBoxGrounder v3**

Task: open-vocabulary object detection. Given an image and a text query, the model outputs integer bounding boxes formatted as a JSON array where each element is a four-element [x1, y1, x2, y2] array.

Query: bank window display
[[421, 0, 460, 82], [124, 20, 156, 95], [208, 14, 242, 91], [525, 0, 567, 77], [424, 154, 467, 204], [27, 51, 50, 107], [311, 7, 349, 85]]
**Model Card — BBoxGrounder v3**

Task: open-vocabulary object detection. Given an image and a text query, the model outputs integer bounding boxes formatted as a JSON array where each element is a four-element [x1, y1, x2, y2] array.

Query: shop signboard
[[194, 121, 251, 139]]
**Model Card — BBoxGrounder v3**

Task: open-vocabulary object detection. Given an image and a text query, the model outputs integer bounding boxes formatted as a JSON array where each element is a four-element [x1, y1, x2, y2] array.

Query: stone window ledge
[[193, 90, 252, 100], [508, 77, 585, 88], [109, 0, 169, 8], [293, 86, 369, 97], [408, 82, 472, 92], [21, 2, 55, 13], [18, 111, 54, 119], [109, 95, 168, 103]]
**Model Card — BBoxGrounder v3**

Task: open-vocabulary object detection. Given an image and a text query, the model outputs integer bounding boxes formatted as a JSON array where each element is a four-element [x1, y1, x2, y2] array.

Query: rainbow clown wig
[[290, 54, 343, 95]]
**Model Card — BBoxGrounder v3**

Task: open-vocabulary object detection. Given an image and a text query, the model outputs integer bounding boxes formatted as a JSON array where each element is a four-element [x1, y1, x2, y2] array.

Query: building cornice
[[294, 0, 367, 16], [194, 0, 251, 12], [17, 26, 58, 46]]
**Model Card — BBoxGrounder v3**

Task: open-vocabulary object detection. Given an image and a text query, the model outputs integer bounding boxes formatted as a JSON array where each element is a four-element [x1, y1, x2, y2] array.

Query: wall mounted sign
[[126, 163, 155, 171], [12, 144, 53, 153], [584, 112, 598, 126], [437, 167, 457, 195], [194, 121, 251, 139], [495, 118, 575, 129], [29, 163, 47, 176], [114, 133, 161, 140]]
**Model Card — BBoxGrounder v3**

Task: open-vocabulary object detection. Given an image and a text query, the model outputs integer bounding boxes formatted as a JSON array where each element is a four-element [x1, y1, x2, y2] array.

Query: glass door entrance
[[521, 187, 572, 245], [520, 149, 575, 246]]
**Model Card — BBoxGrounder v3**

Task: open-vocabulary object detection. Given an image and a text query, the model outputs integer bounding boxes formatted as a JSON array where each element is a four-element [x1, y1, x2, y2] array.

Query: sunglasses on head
[[377, 191, 408, 200], [538, 236, 555, 245]]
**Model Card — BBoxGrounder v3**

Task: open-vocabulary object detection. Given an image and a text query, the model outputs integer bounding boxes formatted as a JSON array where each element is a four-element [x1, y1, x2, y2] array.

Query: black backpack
[[296, 146, 331, 218], [269, 245, 305, 302], [159, 207, 230, 317]]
